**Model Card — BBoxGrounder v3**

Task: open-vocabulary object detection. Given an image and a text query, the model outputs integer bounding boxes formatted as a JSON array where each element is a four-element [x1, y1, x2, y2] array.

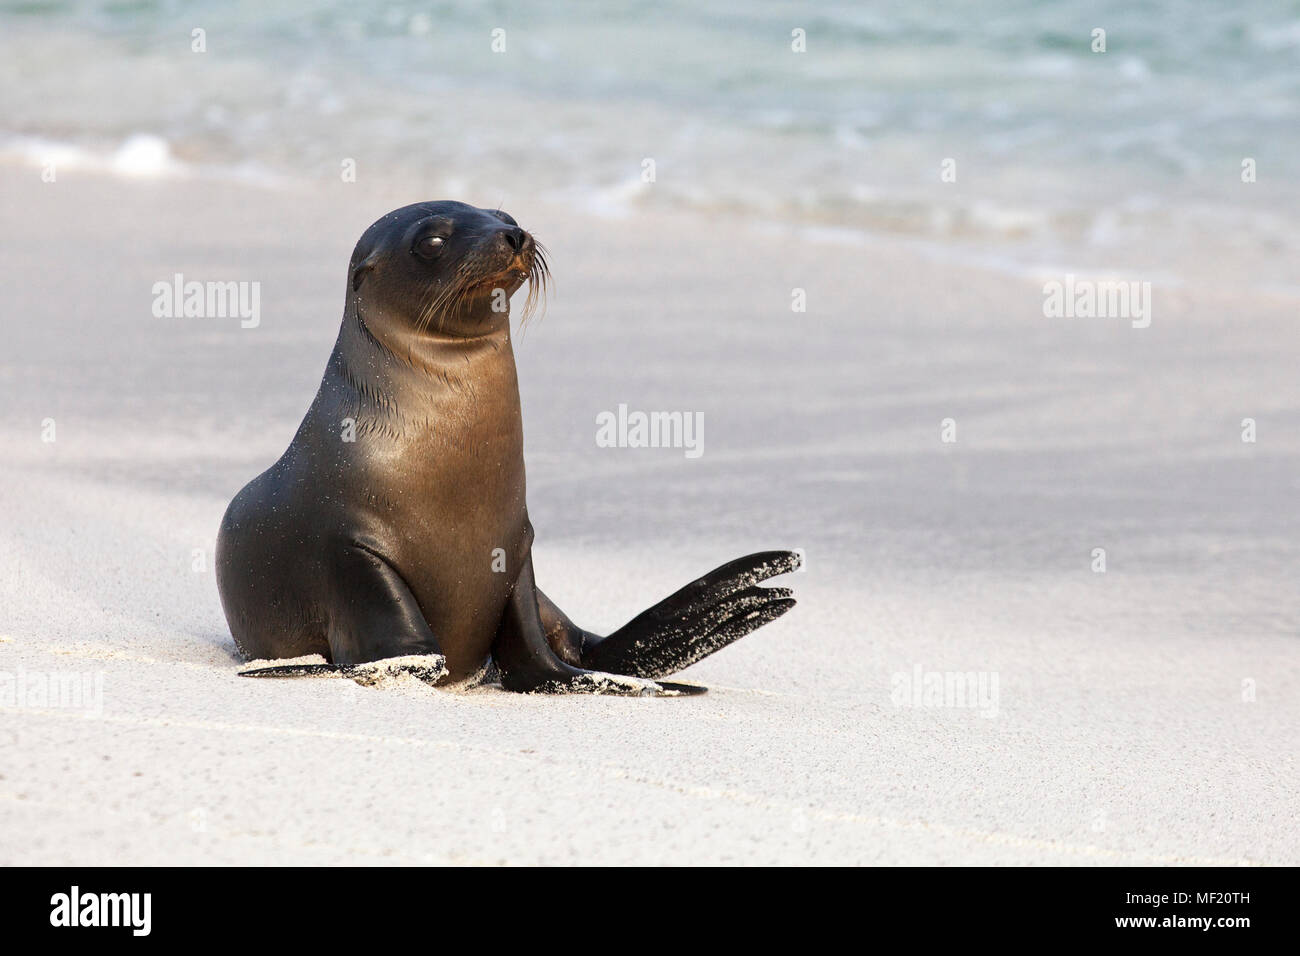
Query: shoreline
[[5, 149, 1298, 298]]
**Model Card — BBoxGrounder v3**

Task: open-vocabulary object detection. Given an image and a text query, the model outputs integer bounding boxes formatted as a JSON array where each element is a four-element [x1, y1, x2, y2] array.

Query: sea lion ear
[[352, 251, 380, 292]]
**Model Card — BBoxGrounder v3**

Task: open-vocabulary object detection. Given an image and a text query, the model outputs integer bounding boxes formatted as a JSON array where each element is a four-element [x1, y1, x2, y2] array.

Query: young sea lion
[[216, 201, 797, 695]]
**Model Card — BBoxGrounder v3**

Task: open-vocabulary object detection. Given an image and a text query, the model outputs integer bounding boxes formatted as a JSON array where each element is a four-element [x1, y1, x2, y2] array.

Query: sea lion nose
[[499, 227, 526, 252]]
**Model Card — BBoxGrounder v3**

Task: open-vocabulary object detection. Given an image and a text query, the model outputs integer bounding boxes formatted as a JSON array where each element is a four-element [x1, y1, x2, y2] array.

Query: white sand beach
[[1, 168, 1296, 865]]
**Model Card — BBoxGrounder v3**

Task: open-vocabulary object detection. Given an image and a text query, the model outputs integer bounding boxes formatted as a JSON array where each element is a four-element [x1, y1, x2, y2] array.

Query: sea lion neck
[[320, 298, 517, 430], [345, 299, 513, 374]]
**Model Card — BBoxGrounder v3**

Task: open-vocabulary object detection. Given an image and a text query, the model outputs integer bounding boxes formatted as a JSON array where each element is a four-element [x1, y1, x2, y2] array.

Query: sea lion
[[215, 201, 797, 695]]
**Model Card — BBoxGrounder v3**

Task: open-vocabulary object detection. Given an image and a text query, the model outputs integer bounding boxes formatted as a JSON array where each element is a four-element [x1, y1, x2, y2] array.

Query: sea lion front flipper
[[580, 550, 801, 679], [237, 655, 449, 687], [652, 681, 709, 697], [238, 541, 452, 688], [238, 661, 342, 678]]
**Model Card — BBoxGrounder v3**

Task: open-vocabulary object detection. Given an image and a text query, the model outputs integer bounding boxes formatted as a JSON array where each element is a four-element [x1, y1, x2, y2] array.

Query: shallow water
[[3, 1, 1298, 279]]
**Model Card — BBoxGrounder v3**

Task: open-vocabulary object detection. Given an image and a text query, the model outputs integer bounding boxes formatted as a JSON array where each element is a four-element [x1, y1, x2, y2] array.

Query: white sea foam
[[1, 134, 183, 179]]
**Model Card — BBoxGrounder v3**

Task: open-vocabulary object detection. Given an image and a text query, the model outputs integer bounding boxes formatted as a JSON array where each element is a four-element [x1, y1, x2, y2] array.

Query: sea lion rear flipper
[[495, 554, 698, 696], [580, 550, 800, 679]]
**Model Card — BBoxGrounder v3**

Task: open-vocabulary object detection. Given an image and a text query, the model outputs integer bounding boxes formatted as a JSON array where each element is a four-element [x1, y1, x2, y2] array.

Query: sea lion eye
[[415, 235, 445, 259]]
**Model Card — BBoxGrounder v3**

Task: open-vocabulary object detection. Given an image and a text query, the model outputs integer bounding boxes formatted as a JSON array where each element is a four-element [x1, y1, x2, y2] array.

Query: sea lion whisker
[[519, 240, 550, 330]]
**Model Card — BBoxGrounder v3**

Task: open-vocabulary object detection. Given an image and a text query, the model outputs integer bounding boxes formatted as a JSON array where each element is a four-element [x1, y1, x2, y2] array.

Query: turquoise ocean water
[[2, 1, 1297, 278]]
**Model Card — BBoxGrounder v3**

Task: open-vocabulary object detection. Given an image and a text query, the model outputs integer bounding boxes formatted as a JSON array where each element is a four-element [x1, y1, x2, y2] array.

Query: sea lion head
[[347, 201, 548, 338]]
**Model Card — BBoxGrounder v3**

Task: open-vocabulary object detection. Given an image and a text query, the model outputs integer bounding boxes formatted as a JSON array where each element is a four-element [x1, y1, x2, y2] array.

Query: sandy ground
[[1, 168, 1297, 865]]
